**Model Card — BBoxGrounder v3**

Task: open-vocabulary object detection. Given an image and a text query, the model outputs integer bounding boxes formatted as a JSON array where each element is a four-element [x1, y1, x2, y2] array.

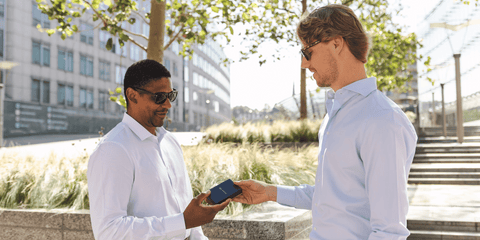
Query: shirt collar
[[341, 77, 377, 97], [122, 113, 165, 141]]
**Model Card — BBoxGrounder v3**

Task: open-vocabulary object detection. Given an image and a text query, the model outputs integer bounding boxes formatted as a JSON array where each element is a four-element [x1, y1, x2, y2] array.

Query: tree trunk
[[300, 0, 307, 119], [147, 0, 166, 63]]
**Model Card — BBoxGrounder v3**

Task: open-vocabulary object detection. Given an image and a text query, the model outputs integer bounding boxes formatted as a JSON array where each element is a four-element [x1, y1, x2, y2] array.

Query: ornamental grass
[[0, 142, 318, 217], [204, 119, 322, 143]]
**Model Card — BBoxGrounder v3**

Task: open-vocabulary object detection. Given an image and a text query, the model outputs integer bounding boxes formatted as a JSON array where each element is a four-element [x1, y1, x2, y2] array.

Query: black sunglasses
[[132, 87, 178, 104], [300, 40, 322, 61]]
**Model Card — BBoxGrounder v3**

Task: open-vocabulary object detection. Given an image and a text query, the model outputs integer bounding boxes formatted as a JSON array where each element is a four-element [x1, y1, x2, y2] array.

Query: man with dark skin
[[88, 59, 230, 240]]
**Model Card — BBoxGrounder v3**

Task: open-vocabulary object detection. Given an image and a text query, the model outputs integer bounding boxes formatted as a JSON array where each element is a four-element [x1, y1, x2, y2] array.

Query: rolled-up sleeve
[[360, 112, 417, 240], [87, 142, 187, 240], [277, 184, 315, 210]]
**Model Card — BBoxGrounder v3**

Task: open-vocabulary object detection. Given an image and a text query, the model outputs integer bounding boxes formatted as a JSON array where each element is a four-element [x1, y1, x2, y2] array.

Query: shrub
[[205, 119, 322, 143]]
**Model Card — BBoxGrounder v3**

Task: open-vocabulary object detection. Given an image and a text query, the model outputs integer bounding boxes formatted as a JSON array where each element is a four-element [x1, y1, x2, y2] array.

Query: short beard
[[316, 52, 339, 88]]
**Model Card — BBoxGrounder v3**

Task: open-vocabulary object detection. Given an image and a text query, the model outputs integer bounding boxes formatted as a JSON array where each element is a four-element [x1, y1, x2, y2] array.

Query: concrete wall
[[0, 202, 312, 240]]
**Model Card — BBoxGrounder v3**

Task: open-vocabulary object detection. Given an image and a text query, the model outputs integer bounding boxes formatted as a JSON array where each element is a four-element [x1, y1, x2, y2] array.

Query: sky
[[224, 0, 436, 110]]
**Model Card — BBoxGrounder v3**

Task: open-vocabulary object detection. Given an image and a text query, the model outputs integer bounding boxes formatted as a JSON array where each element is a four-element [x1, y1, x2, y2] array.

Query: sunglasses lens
[[155, 94, 167, 104], [170, 91, 178, 102], [154, 90, 178, 104], [301, 50, 310, 61]]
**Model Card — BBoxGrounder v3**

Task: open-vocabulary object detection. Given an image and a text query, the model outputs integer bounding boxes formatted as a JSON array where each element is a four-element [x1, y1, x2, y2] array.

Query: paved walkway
[[408, 184, 480, 222], [1, 132, 206, 160]]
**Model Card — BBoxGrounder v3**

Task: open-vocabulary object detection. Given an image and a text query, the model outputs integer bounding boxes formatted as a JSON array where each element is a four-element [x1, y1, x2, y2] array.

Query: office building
[[2, 0, 231, 137]]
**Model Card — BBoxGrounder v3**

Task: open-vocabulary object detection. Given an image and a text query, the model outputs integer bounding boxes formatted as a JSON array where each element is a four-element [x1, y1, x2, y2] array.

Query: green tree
[[36, 0, 429, 109]]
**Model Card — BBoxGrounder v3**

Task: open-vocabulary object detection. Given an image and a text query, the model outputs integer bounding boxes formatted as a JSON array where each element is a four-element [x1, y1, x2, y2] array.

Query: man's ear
[[332, 36, 344, 54], [126, 88, 138, 104]]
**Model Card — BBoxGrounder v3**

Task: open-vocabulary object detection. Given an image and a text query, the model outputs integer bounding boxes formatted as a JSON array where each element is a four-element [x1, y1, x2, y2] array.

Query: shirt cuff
[[276, 185, 297, 207], [163, 212, 187, 234]]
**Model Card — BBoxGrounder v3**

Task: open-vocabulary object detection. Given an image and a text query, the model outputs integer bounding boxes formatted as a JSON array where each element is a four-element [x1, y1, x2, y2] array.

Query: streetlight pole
[[429, 20, 480, 143], [432, 92, 436, 127], [453, 54, 464, 143], [441, 83, 446, 137]]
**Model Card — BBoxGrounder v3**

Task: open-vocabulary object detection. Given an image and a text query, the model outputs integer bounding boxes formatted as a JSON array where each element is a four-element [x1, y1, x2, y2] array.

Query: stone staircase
[[407, 143, 480, 239], [408, 219, 480, 239], [408, 144, 480, 185]]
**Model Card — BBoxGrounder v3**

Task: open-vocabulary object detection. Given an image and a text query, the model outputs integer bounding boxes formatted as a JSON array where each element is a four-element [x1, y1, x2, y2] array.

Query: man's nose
[[163, 98, 172, 109]]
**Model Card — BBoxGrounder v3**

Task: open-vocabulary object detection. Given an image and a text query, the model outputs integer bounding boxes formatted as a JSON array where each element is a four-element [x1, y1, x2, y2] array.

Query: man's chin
[[152, 116, 165, 128]]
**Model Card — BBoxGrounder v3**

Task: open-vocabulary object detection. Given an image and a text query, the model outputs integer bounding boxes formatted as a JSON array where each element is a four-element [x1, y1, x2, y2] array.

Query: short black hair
[[123, 59, 171, 107]]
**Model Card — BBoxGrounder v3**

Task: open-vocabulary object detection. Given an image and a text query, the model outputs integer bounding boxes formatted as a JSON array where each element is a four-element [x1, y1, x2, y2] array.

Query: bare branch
[[123, 28, 149, 41], [164, 24, 185, 50], [125, 34, 147, 51], [83, 1, 109, 27], [277, 8, 297, 15], [132, 10, 150, 25]]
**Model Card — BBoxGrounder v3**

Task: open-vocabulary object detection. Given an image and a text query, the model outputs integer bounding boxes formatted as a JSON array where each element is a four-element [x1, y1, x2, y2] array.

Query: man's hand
[[183, 191, 231, 229], [231, 180, 277, 205]]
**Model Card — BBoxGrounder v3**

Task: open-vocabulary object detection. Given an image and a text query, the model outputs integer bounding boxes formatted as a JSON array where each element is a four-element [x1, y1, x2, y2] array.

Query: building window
[[32, 2, 50, 28], [31, 79, 40, 102], [173, 62, 178, 76], [192, 72, 198, 86], [143, 22, 150, 36], [32, 41, 50, 66], [58, 49, 73, 72], [172, 41, 179, 55], [0, 0, 4, 18], [99, 91, 108, 111], [58, 83, 74, 106], [185, 87, 189, 103], [79, 88, 93, 108], [99, 60, 110, 81], [87, 89, 94, 109], [57, 83, 65, 105], [115, 65, 127, 84], [80, 88, 86, 108], [43, 81, 50, 103], [183, 58, 189, 82], [99, 30, 112, 51], [115, 40, 128, 57], [164, 59, 171, 71], [80, 55, 93, 76], [80, 23, 94, 45], [0, 29, 3, 58], [31, 79, 50, 103], [130, 44, 140, 62]]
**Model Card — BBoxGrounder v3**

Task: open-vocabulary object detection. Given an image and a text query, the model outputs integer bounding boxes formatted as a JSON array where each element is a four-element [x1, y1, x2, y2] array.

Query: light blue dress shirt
[[277, 77, 417, 240], [88, 113, 207, 240]]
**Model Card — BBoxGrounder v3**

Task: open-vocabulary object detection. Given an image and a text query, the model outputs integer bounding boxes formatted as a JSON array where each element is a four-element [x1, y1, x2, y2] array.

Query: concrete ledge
[[0, 209, 94, 240], [0, 202, 312, 240]]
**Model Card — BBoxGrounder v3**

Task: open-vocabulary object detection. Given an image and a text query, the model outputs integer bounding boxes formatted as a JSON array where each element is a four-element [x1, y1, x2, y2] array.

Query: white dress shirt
[[277, 77, 417, 240], [87, 113, 207, 240]]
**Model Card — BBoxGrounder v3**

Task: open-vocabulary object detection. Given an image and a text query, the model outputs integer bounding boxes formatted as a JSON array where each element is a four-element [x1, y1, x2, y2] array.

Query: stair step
[[410, 163, 480, 172], [407, 220, 480, 232], [415, 149, 480, 156], [413, 159, 480, 164], [409, 230, 480, 239], [408, 178, 480, 185], [415, 153, 480, 159], [409, 172, 480, 178]]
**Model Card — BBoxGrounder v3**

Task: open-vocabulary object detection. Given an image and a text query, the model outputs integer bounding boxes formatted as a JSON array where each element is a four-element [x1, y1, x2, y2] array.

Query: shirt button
[[327, 132, 329, 135], [314, 227, 317, 231]]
